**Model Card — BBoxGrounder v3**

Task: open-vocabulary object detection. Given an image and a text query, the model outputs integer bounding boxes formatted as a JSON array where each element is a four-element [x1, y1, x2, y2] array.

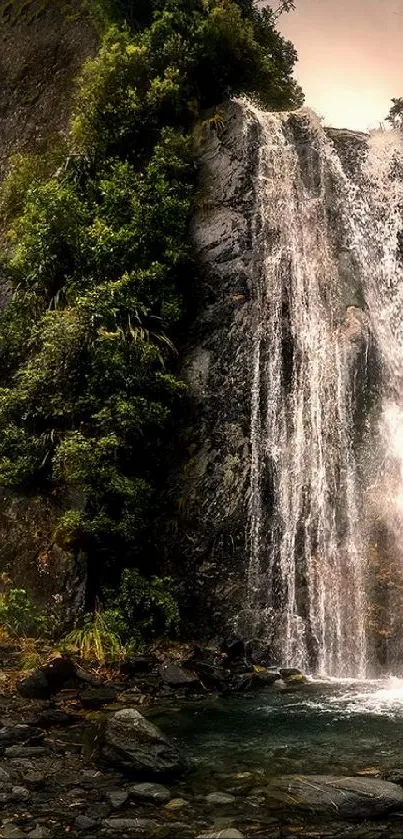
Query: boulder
[[17, 655, 77, 699], [102, 709, 185, 777], [265, 775, 403, 819], [159, 663, 201, 690]]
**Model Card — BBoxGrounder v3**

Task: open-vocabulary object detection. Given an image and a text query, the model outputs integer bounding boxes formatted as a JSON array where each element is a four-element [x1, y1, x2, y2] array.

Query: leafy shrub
[[0, 588, 48, 638], [106, 568, 180, 644]]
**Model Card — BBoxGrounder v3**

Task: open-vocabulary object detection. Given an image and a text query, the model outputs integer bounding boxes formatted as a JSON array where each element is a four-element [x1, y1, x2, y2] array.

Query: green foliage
[[64, 610, 126, 663], [0, 0, 302, 621], [105, 568, 180, 644], [0, 588, 48, 638]]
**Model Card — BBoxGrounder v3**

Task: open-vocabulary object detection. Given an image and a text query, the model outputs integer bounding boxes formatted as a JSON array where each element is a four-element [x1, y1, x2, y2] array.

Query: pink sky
[[277, 0, 403, 131]]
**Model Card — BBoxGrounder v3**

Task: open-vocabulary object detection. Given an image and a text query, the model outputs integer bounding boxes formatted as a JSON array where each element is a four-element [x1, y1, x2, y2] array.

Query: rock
[[164, 798, 188, 810], [220, 638, 245, 663], [206, 792, 236, 805], [0, 768, 10, 786], [279, 668, 306, 684], [79, 686, 117, 708], [103, 818, 161, 835], [106, 789, 129, 809], [27, 828, 50, 839], [0, 725, 44, 747], [188, 662, 230, 692], [196, 831, 244, 839], [32, 709, 80, 728], [265, 775, 403, 819], [129, 782, 171, 804], [16, 670, 49, 699], [120, 656, 156, 676], [4, 746, 49, 758], [0, 825, 25, 839], [102, 709, 185, 777], [159, 664, 200, 689], [11, 785, 30, 801], [25, 772, 45, 789], [17, 656, 77, 699], [74, 816, 97, 830]]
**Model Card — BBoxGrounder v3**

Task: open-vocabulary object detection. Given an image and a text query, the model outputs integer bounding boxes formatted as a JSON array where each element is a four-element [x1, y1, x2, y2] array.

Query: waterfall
[[243, 101, 403, 678]]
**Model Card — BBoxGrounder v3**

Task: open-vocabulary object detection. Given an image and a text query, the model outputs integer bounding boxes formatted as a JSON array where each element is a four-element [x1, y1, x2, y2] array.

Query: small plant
[[64, 611, 126, 664], [0, 587, 48, 639], [105, 568, 180, 645]]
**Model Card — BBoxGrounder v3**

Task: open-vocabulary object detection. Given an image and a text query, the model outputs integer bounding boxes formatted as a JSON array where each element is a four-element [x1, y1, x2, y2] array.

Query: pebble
[[129, 782, 171, 804], [74, 816, 97, 830], [196, 831, 244, 839], [11, 786, 30, 801], [106, 789, 129, 809], [164, 798, 189, 810], [206, 792, 236, 805]]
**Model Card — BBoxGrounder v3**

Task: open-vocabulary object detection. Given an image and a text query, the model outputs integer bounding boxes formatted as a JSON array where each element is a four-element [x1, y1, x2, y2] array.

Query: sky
[[277, 0, 403, 132]]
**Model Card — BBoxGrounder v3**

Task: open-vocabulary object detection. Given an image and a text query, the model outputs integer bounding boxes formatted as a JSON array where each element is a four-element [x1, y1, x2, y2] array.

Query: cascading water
[[243, 101, 403, 678]]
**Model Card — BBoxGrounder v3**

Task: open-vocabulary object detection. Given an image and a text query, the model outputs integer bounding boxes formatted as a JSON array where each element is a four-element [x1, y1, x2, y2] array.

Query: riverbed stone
[[129, 782, 171, 803], [265, 775, 403, 819], [206, 792, 236, 805], [103, 818, 161, 835], [196, 831, 244, 839], [106, 789, 129, 809], [0, 725, 44, 747], [164, 797, 189, 809], [102, 708, 185, 776], [0, 826, 25, 839]]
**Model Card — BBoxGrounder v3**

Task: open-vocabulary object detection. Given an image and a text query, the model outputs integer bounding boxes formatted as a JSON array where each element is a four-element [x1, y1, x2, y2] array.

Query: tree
[[386, 98, 403, 129]]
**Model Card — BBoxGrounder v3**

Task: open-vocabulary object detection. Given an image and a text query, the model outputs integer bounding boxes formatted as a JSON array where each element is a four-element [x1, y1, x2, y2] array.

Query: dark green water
[[154, 678, 403, 781]]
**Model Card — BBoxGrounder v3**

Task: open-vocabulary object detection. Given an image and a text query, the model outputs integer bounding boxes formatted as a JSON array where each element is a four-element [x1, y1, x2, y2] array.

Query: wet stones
[[102, 709, 185, 777], [265, 775, 403, 820], [129, 782, 171, 804]]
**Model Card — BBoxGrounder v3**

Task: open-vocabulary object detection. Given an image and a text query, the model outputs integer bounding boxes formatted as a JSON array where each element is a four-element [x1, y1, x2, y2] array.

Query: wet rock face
[[164, 101, 259, 637], [102, 709, 185, 777]]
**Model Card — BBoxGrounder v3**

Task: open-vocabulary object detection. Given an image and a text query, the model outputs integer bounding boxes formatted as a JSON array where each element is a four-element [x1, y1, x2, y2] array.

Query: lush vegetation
[[0, 0, 302, 645]]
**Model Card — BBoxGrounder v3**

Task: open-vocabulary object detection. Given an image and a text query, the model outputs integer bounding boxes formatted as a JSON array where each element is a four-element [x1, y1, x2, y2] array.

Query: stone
[[189, 662, 230, 692], [0, 768, 10, 786], [279, 668, 306, 683], [106, 790, 129, 809], [11, 786, 30, 801], [0, 725, 44, 747], [103, 709, 185, 777], [159, 664, 200, 689], [17, 670, 49, 700], [79, 686, 117, 708], [265, 775, 403, 819], [0, 826, 25, 839], [103, 818, 161, 835], [25, 772, 45, 789], [5, 746, 49, 758], [206, 792, 236, 805], [27, 828, 50, 839], [74, 816, 97, 830], [33, 709, 79, 728], [164, 798, 188, 810], [129, 782, 171, 804], [120, 657, 156, 676], [196, 831, 244, 839]]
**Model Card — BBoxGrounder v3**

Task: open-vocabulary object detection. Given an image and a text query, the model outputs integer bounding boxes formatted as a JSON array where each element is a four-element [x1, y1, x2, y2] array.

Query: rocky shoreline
[[1, 644, 403, 839]]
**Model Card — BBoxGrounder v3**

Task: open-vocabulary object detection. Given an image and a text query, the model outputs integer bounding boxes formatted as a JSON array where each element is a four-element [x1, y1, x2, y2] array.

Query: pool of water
[[154, 677, 403, 781]]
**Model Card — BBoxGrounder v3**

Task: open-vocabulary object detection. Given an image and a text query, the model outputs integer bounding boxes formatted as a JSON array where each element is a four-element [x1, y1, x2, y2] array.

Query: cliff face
[[0, 5, 97, 621], [0, 3, 97, 176], [165, 102, 259, 636]]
